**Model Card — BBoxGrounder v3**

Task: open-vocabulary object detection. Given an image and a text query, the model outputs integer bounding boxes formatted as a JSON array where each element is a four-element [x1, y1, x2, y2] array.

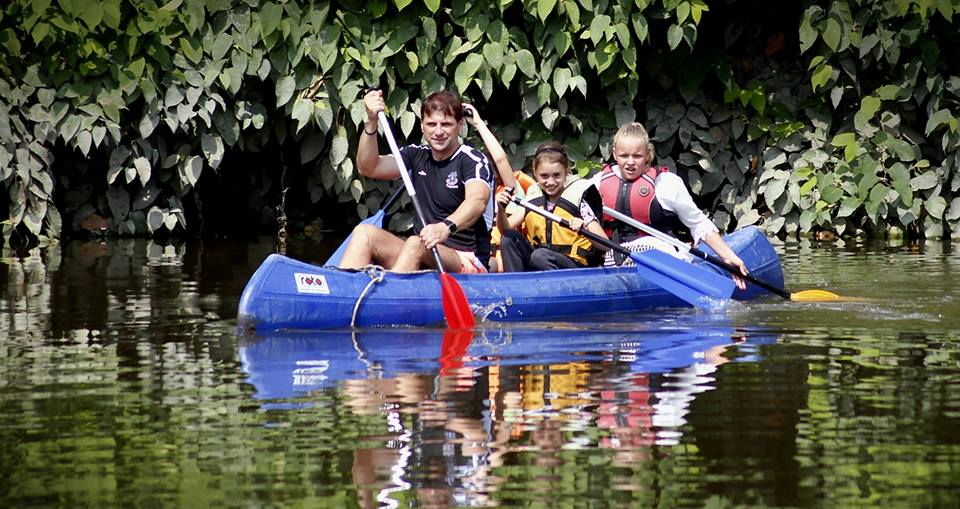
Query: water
[[1, 236, 959, 508]]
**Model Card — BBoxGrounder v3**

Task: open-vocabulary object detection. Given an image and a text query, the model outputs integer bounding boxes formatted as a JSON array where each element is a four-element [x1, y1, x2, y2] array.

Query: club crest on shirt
[[445, 171, 459, 189]]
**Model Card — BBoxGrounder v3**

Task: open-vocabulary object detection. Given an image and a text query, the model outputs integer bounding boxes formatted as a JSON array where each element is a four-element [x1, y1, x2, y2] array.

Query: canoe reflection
[[239, 326, 764, 397], [240, 327, 776, 506]]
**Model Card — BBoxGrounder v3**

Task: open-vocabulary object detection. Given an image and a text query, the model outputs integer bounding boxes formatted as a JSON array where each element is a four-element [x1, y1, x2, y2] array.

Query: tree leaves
[[667, 24, 684, 50], [810, 62, 833, 91], [3, 0, 959, 244], [292, 98, 313, 133], [854, 96, 881, 130], [888, 163, 912, 207], [454, 53, 484, 92], [181, 155, 203, 187], [201, 132, 224, 169], [329, 131, 349, 167], [537, 0, 558, 20], [276, 75, 296, 108], [925, 108, 956, 135], [133, 156, 151, 187], [261, 2, 283, 39], [515, 49, 536, 78]]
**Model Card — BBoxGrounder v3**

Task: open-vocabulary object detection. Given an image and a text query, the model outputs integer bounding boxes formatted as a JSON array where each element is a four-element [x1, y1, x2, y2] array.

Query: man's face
[[421, 110, 461, 157]]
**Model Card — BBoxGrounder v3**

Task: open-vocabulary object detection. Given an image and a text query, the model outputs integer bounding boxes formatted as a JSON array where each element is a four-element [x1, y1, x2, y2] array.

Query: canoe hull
[[238, 226, 783, 330]]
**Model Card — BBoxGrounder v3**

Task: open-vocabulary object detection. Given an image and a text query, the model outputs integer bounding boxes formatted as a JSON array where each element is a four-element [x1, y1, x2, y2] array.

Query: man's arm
[[420, 180, 491, 250], [445, 180, 489, 229], [356, 90, 401, 180]]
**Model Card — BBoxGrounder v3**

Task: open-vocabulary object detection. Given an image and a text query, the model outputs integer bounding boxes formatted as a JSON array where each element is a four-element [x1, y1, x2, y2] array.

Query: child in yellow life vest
[[496, 142, 610, 271]]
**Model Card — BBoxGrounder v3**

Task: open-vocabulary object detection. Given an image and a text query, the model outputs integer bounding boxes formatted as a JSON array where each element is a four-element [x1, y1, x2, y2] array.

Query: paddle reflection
[[239, 326, 773, 506]]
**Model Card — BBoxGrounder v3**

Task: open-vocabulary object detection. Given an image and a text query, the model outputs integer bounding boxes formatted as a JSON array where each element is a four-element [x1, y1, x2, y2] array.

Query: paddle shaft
[[376, 111, 475, 328], [511, 196, 736, 304], [323, 182, 405, 266], [378, 112, 446, 271], [602, 205, 791, 299], [378, 182, 405, 216], [513, 198, 665, 265]]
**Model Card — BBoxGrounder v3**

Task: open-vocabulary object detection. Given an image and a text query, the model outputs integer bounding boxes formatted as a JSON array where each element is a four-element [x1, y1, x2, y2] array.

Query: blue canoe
[[239, 326, 778, 402], [237, 226, 783, 330]]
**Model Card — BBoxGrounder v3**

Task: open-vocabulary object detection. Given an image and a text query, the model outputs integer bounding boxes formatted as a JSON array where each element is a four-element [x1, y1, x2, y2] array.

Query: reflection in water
[[2, 236, 960, 507], [239, 326, 762, 506]]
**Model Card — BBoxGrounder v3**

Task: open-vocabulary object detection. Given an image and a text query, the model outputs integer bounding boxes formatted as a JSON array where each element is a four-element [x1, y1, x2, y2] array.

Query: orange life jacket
[[597, 164, 676, 242]]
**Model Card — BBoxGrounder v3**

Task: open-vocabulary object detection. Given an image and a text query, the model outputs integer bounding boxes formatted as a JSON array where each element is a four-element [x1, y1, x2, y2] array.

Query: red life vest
[[597, 164, 677, 242]]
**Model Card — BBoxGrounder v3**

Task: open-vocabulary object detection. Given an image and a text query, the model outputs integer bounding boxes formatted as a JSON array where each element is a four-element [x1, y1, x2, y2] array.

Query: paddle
[[512, 197, 735, 307], [377, 111, 475, 329], [602, 205, 841, 302], [438, 329, 474, 375], [324, 184, 404, 266]]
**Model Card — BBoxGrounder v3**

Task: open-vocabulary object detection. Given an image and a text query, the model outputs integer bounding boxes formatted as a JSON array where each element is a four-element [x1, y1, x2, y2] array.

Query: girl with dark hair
[[496, 142, 610, 272]]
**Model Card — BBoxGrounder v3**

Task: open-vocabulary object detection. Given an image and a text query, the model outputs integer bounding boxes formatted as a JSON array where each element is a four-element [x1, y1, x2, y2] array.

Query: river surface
[[1, 236, 958, 508]]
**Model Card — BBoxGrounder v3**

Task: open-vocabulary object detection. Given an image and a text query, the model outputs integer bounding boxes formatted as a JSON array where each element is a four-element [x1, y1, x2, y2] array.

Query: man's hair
[[612, 122, 655, 161], [532, 141, 570, 173], [421, 90, 464, 121]]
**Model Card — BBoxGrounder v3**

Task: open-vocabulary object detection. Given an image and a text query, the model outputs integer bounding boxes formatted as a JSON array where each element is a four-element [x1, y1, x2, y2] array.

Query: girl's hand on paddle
[[420, 222, 450, 250], [363, 89, 385, 121], [722, 254, 748, 290], [568, 217, 584, 232]]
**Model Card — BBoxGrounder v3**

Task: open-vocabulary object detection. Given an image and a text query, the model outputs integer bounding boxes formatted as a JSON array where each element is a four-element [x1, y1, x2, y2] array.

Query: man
[[338, 89, 493, 273]]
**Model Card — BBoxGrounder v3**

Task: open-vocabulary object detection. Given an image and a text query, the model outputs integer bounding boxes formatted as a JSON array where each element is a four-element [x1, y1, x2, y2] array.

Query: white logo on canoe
[[294, 272, 330, 294]]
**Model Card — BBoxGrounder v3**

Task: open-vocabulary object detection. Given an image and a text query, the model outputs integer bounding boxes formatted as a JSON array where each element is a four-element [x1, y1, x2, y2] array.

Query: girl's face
[[533, 161, 567, 199], [613, 136, 649, 181]]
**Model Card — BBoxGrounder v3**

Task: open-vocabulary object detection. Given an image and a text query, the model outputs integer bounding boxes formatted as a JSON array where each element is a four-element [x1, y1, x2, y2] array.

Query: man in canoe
[[496, 141, 610, 271], [592, 121, 748, 288], [338, 89, 494, 273]]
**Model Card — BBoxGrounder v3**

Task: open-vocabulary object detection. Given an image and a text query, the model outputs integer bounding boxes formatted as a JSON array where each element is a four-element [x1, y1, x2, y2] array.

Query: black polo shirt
[[399, 143, 494, 267]]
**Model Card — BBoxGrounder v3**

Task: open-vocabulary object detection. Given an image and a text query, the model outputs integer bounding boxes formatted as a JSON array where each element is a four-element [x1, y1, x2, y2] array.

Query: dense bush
[[1, 0, 959, 248]]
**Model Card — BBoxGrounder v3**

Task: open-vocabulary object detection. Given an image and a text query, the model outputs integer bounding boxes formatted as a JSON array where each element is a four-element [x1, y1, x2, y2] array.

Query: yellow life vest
[[521, 361, 592, 411], [523, 176, 603, 266]]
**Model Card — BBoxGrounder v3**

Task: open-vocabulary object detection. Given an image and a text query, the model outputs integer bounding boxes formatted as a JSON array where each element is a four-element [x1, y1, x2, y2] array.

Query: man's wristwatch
[[442, 219, 458, 234]]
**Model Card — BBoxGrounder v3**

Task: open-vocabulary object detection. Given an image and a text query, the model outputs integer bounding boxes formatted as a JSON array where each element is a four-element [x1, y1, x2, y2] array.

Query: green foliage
[[0, 0, 709, 244], [783, 0, 960, 238], [2, 0, 960, 244]]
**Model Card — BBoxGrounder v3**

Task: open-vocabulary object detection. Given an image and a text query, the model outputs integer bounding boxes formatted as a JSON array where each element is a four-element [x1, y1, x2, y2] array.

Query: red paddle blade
[[439, 272, 475, 329], [439, 329, 474, 375]]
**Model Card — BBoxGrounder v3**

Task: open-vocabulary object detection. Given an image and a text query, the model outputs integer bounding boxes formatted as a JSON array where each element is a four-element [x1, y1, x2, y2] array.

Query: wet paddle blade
[[439, 329, 474, 375], [790, 289, 844, 302], [629, 249, 736, 307], [439, 272, 475, 329], [323, 209, 386, 266]]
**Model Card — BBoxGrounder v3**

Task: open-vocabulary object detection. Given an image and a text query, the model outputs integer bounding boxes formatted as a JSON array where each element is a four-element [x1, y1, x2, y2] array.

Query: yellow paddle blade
[[789, 289, 843, 302]]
